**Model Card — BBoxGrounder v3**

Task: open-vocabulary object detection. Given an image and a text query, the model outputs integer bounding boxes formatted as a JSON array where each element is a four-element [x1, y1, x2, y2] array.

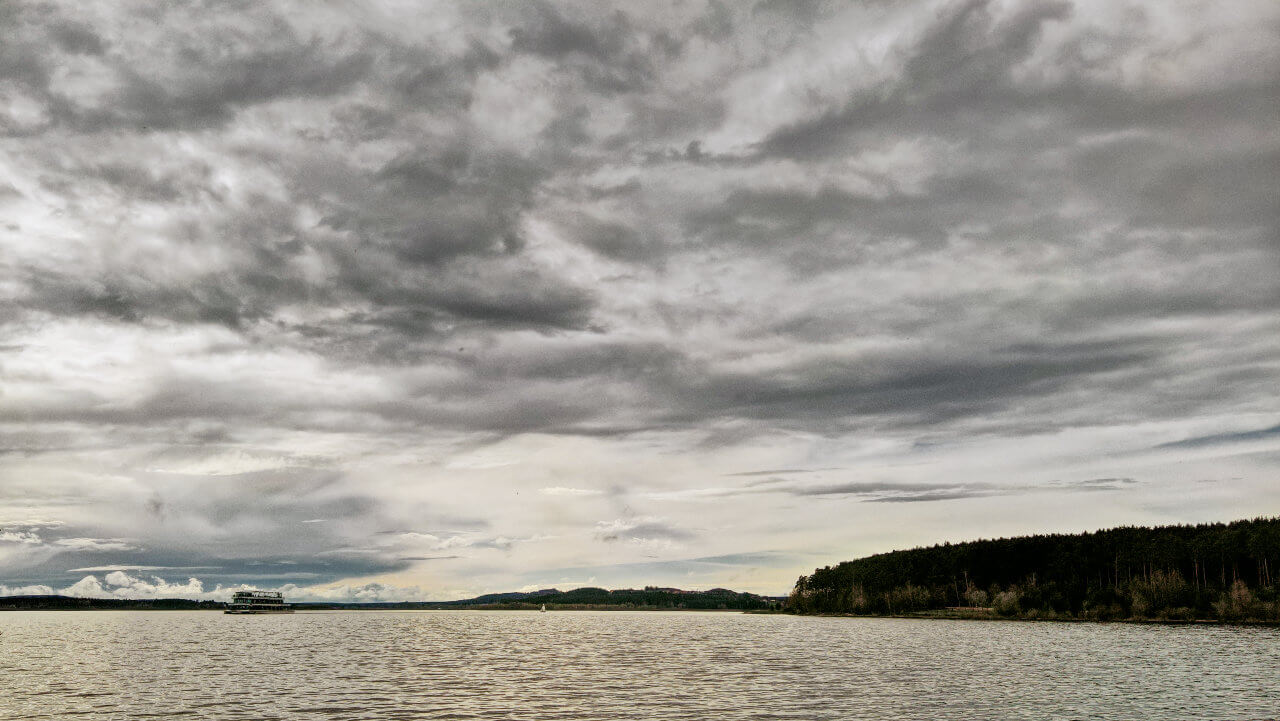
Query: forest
[[0, 595, 224, 611], [788, 517, 1280, 622]]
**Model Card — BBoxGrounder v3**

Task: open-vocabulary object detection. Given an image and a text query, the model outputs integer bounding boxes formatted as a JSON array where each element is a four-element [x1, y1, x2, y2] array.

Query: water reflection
[[1, 611, 1276, 720]]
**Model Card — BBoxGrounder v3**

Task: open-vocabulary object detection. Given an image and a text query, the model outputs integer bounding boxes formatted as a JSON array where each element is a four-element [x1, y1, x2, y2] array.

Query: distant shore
[[0, 587, 785, 613], [7, 597, 1279, 625]]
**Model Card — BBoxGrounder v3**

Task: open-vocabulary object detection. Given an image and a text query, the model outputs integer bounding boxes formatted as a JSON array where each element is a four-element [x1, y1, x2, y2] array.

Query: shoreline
[[6, 606, 1278, 625], [786, 609, 1280, 627], [0, 605, 757, 613]]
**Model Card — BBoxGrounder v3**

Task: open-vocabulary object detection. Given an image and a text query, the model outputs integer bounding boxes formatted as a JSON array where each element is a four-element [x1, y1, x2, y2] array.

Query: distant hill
[[298, 586, 784, 610], [789, 517, 1280, 622], [0, 587, 784, 612]]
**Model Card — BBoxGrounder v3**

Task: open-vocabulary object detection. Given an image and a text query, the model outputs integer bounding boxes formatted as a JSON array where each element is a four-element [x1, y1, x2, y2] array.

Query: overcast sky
[[1, 0, 1277, 602]]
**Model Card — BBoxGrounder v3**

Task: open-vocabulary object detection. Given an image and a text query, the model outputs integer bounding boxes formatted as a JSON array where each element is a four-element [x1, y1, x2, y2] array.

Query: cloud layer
[[1, 0, 1278, 598]]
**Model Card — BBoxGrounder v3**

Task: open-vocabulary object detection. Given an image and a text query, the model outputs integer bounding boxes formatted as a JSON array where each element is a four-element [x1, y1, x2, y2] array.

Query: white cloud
[[279, 582, 426, 603], [0, 529, 44, 545], [0, 583, 56, 596], [53, 538, 137, 552], [539, 487, 603, 497]]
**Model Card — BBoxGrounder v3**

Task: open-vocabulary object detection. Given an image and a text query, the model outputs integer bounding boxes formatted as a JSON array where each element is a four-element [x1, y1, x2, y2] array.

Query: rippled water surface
[[2, 610, 1277, 720]]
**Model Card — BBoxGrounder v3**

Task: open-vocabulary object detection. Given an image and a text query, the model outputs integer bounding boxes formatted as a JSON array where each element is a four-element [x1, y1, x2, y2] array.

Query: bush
[[1213, 580, 1256, 621], [1129, 569, 1189, 617], [847, 585, 870, 613], [992, 589, 1021, 616], [884, 583, 933, 613], [1084, 586, 1128, 618], [963, 584, 989, 607]]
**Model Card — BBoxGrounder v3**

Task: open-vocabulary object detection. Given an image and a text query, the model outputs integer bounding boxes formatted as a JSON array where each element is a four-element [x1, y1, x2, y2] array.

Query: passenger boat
[[224, 590, 293, 614]]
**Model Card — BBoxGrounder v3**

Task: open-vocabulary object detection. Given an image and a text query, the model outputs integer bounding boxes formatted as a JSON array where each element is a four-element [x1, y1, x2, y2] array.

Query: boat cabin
[[225, 590, 292, 614]]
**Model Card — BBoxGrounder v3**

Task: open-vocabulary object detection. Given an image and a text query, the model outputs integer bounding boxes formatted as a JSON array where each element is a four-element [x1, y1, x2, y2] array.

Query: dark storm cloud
[[1156, 425, 1280, 450], [508, 1, 659, 94], [326, 147, 545, 267], [756, 0, 1073, 159], [2, 0, 1278, 597], [14, 144, 587, 337], [650, 475, 1140, 505], [561, 214, 665, 263], [786, 476, 1137, 503], [674, 345, 1155, 432], [0, 3, 373, 133], [12, 549, 410, 589], [2, 1, 603, 345], [80, 40, 372, 133], [787, 480, 1000, 502]]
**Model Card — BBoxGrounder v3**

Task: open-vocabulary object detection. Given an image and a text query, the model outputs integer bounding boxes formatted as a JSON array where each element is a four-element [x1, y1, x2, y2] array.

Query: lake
[[1, 610, 1276, 720]]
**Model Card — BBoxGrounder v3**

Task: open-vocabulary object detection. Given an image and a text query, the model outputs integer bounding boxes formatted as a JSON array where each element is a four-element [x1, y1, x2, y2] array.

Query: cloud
[[0, 583, 57, 596], [1045, 477, 1137, 491], [1155, 425, 1280, 450], [594, 517, 695, 544], [540, 486, 604, 496], [0, 528, 44, 545], [53, 572, 205, 599], [0, 0, 1277, 598], [281, 581, 427, 603], [66, 565, 220, 573], [648, 475, 1144, 505], [788, 481, 1005, 503], [52, 538, 136, 552], [507, 2, 659, 94], [685, 551, 799, 566], [724, 468, 836, 477]]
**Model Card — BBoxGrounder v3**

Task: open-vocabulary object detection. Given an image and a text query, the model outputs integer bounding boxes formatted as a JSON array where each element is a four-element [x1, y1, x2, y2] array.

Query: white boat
[[540, 604, 546, 612], [224, 590, 293, 614]]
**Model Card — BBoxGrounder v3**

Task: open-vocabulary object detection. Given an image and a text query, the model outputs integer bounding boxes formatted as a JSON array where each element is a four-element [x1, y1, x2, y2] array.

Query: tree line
[[0, 595, 224, 611], [788, 517, 1280, 621]]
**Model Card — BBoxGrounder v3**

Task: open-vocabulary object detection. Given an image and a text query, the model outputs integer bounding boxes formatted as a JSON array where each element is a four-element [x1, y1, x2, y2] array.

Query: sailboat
[[540, 604, 546, 612]]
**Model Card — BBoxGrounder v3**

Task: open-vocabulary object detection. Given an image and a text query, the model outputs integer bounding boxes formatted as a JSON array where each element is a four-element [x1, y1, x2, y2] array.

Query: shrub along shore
[[788, 517, 1280, 623]]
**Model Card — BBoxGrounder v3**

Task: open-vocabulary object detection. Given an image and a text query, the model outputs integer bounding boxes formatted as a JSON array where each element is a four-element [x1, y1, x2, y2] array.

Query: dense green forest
[[788, 517, 1280, 622]]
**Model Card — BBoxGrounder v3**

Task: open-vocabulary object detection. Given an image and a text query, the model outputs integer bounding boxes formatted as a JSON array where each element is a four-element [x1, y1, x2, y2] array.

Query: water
[[1, 610, 1276, 720]]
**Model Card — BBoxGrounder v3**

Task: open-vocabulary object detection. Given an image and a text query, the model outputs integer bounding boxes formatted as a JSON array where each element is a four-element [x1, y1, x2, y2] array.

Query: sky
[[1, 0, 1278, 602]]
